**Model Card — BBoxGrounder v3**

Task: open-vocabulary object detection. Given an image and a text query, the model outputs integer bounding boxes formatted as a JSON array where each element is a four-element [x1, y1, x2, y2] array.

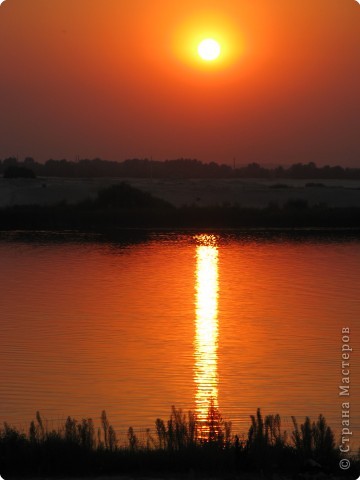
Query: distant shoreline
[[1, 205, 359, 233], [1, 226, 360, 235], [0, 181, 359, 233]]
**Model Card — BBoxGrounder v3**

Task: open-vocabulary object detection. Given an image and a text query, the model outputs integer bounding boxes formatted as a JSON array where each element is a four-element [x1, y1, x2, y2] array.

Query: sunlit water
[[1, 232, 359, 447], [194, 234, 219, 436]]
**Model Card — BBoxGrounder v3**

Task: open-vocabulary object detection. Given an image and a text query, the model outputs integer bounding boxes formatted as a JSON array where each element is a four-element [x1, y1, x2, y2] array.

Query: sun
[[198, 38, 221, 61]]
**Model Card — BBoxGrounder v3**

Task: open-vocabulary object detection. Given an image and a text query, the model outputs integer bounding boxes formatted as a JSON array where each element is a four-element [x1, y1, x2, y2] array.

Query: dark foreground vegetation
[[2, 157, 360, 179], [1, 407, 358, 478], [0, 182, 360, 232]]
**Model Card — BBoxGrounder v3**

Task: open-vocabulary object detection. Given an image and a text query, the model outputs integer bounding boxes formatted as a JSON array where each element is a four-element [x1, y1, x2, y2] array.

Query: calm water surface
[[1, 232, 359, 444]]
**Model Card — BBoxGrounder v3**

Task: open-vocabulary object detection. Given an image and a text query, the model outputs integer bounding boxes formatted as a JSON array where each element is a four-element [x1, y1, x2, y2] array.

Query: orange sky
[[0, 0, 359, 165]]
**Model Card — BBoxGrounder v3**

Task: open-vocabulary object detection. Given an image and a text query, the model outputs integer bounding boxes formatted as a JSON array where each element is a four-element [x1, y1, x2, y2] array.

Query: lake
[[1, 231, 359, 447]]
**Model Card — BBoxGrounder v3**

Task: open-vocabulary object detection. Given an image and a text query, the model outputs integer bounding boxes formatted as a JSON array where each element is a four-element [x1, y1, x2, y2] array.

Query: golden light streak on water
[[194, 234, 219, 436]]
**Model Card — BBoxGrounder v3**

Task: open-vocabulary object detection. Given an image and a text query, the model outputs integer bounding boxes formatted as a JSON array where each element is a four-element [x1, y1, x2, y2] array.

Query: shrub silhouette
[[95, 183, 173, 209], [3, 165, 36, 178]]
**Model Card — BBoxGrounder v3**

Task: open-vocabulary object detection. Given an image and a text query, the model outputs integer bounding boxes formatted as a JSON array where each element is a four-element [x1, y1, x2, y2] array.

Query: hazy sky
[[1, 0, 359, 166]]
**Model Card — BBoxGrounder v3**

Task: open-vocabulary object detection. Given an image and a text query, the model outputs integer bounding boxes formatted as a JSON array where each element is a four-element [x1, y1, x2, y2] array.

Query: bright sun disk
[[198, 38, 221, 61]]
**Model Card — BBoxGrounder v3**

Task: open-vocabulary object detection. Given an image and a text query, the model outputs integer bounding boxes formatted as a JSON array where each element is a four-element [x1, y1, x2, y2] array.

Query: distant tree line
[[1, 156, 360, 179]]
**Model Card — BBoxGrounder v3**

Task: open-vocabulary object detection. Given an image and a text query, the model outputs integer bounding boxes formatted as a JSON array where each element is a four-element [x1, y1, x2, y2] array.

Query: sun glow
[[171, 14, 242, 72], [194, 234, 219, 437], [198, 39, 221, 61]]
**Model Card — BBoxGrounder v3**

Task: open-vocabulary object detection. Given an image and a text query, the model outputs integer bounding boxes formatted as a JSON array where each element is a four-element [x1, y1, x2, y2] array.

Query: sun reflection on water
[[194, 234, 219, 435]]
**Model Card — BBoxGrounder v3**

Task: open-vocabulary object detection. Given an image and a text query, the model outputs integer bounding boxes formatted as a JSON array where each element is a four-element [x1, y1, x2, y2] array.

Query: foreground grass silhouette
[[1, 406, 359, 478]]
